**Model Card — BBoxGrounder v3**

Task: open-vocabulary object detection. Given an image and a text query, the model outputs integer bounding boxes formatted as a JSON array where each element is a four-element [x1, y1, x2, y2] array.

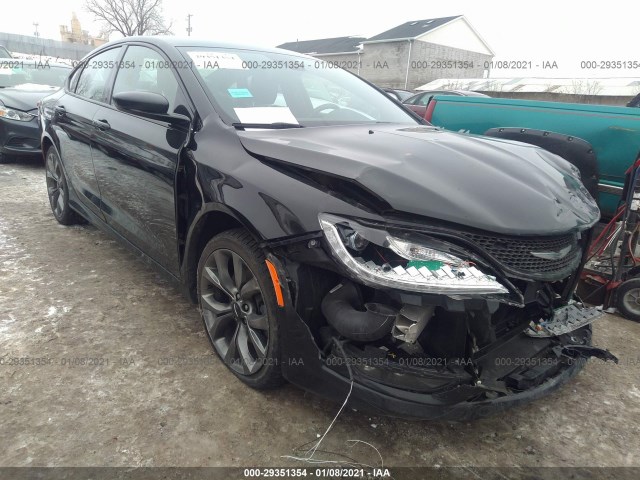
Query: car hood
[[0, 84, 59, 112], [237, 124, 600, 235]]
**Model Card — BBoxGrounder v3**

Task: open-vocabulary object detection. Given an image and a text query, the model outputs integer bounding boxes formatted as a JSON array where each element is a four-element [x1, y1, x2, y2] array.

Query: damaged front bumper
[[267, 253, 617, 421]]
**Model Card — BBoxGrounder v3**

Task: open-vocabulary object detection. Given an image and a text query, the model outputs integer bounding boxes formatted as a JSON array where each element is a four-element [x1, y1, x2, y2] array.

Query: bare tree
[[85, 0, 173, 37], [441, 80, 468, 91], [564, 80, 603, 96], [482, 80, 504, 93]]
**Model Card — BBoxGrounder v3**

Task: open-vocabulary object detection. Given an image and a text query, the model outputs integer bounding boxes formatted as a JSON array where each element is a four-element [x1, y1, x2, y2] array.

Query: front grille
[[459, 231, 581, 281]]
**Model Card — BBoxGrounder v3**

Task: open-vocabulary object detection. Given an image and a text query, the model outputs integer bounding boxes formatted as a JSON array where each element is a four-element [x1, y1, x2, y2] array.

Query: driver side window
[[112, 46, 179, 113]]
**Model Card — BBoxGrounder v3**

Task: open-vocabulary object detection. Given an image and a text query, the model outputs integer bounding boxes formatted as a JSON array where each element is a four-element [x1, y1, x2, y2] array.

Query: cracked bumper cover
[[268, 255, 614, 421]]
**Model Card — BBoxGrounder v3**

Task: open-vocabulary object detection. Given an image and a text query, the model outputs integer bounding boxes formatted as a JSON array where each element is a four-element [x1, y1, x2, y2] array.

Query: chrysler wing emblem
[[530, 245, 572, 260]]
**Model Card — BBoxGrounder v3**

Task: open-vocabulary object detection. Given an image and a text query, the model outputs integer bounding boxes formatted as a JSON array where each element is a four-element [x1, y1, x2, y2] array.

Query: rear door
[[53, 47, 122, 219], [91, 44, 190, 274]]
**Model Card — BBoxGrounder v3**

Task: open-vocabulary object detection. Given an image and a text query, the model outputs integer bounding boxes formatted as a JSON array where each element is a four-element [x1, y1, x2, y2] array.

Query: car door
[[52, 47, 122, 219], [91, 44, 190, 274]]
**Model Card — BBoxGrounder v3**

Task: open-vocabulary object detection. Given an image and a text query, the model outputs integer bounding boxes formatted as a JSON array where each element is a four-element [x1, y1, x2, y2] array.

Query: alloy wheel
[[200, 248, 270, 375]]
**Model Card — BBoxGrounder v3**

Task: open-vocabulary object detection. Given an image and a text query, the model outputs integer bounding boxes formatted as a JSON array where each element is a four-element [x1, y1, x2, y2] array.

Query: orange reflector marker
[[265, 259, 285, 307]]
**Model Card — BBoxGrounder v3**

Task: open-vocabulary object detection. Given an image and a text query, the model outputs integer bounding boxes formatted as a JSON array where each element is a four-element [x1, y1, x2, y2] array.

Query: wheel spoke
[[46, 168, 58, 182], [223, 323, 241, 365], [205, 311, 235, 340], [240, 277, 260, 300], [56, 191, 65, 213], [236, 324, 258, 373], [232, 252, 245, 289], [50, 189, 60, 210], [247, 312, 268, 331], [203, 266, 233, 298], [46, 155, 58, 181], [213, 251, 237, 295], [248, 327, 268, 358], [201, 293, 232, 315]]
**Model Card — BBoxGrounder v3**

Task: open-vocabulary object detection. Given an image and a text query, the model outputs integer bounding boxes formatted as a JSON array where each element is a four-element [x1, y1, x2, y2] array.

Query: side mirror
[[113, 91, 169, 114], [112, 91, 191, 127]]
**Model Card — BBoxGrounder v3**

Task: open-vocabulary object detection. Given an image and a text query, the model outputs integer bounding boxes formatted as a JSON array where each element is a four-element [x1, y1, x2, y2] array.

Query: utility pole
[[186, 14, 193, 37], [33, 22, 40, 38]]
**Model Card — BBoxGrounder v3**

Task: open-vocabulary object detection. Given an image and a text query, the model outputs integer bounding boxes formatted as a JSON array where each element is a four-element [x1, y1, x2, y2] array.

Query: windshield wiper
[[232, 122, 304, 129]]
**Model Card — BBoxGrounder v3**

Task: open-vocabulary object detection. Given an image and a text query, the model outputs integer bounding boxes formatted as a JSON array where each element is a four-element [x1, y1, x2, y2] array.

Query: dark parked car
[[382, 88, 414, 102], [403, 89, 489, 119], [0, 60, 71, 163], [627, 93, 640, 108], [40, 37, 614, 420]]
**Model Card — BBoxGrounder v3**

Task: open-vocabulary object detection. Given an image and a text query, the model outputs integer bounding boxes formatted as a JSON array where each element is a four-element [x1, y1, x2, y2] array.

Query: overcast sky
[[2, 0, 638, 77]]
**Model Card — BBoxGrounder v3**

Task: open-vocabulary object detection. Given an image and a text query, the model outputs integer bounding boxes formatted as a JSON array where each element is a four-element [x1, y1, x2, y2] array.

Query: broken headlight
[[319, 213, 508, 295]]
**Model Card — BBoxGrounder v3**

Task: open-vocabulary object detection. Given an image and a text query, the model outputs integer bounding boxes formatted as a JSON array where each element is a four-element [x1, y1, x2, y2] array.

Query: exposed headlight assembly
[[0, 105, 35, 122], [319, 213, 508, 296]]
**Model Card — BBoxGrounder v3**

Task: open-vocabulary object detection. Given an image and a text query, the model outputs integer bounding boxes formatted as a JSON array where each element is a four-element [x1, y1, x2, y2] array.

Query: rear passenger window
[[75, 47, 122, 102]]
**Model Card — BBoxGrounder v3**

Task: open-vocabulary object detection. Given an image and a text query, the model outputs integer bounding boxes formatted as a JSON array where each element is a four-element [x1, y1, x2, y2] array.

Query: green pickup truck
[[425, 95, 640, 217]]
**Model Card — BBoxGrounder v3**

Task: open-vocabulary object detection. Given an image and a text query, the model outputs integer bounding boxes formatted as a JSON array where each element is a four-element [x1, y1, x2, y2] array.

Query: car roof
[[102, 36, 308, 57], [418, 89, 487, 96]]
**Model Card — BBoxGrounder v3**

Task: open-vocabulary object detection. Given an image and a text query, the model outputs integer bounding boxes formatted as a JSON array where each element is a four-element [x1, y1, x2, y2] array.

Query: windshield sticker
[[13, 83, 58, 91], [228, 88, 253, 98], [233, 106, 299, 125], [187, 51, 245, 70]]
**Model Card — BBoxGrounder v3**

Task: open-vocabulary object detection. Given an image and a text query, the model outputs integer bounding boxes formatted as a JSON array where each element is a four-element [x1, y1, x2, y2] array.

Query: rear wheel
[[0, 153, 11, 164], [197, 229, 283, 389], [616, 278, 640, 322], [45, 148, 83, 225]]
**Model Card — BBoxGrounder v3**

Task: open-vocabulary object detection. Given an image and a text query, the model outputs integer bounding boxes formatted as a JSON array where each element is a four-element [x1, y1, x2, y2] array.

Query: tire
[[0, 153, 12, 164], [615, 278, 640, 322], [197, 228, 284, 389], [45, 147, 83, 225]]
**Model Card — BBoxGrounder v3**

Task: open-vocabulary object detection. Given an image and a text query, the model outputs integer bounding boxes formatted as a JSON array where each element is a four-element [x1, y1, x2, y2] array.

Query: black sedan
[[40, 37, 613, 420], [0, 60, 70, 163]]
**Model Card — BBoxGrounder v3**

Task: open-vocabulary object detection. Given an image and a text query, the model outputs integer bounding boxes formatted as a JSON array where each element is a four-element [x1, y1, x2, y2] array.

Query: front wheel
[[197, 229, 283, 389]]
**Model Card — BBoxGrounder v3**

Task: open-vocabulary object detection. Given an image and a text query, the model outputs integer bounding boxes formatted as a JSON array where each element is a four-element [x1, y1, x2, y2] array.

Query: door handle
[[93, 119, 111, 131], [54, 106, 66, 117]]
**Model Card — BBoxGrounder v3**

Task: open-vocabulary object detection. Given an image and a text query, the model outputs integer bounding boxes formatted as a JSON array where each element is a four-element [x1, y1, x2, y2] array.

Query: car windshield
[[0, 62, 70, 88], [180, 47, 418, 127]]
